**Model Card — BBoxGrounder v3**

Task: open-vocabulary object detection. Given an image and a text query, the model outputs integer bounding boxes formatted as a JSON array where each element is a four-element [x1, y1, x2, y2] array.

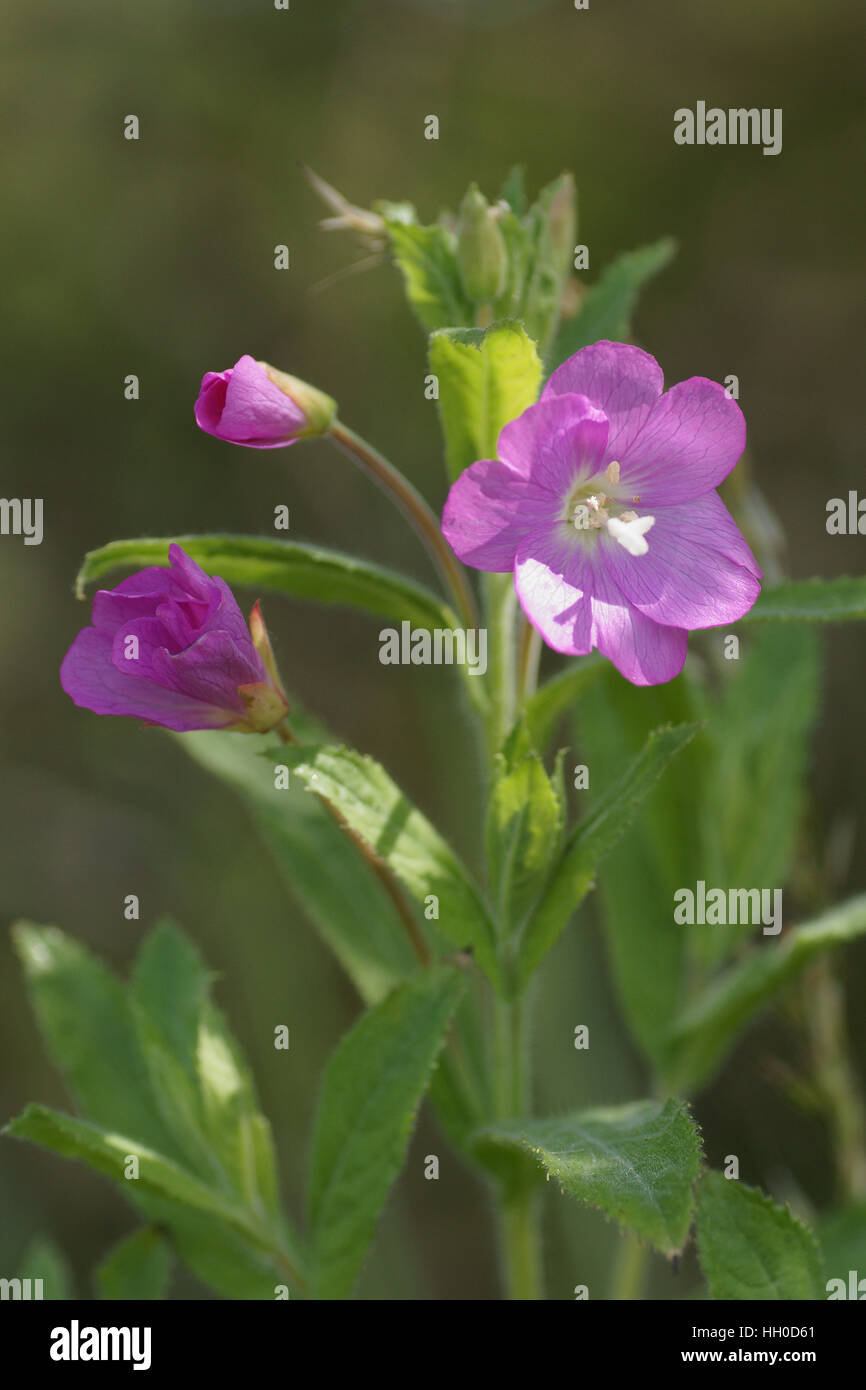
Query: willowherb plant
[[6, 170, 866, 1301]]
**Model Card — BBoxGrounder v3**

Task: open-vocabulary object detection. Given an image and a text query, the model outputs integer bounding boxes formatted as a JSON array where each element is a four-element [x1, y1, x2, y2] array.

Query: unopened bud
[[456, 185, 508, 303]]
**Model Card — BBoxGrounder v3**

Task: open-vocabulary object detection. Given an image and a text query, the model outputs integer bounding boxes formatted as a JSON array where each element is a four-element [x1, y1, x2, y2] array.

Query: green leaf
[[520, 655, 606, 751], [476, 1099, 701, 1256], [498, 165, 528, 217], [487, 741, 562, 932], [742, 576, 866, 623], [132, 1199, 289, 1300], [179, 731, 418, 1004], [577, 671, 708, 1065], [666, 894, 866, 1090], [280, 744, 500, 986], [4, 1105, 277, 1254], [385, 220, 473, 331], [12, 923, 184, 1162], [429, 320, 542, 481], [307, 966, 465, 1299], [96, 1227, 172, 1300], [75, 535, 455, 634], [819, 1203, 866, 1292], [516, 722, 698, 986], [550, 237, 676, 369], [16, 1237, 73, 1300], [701, 626, 818, 901], [696, 1171, 823, 1299]]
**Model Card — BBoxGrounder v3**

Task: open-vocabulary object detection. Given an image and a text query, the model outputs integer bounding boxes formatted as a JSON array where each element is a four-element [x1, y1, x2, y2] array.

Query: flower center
[[564, 460, 655, 557]]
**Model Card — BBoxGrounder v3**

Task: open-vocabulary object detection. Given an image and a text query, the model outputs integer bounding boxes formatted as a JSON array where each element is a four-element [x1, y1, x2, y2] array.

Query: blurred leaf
[[520, 655, 606, 751], [133, 1199, 289, 1301], [702, 626, 818, 899], [550, 237, 676, 369], [16, 1237, 73, 1300], [520, 172, 576, 358], [665, 894, 866, 1090], [743, 576, 866, 622], [696, 1171, 822, 1299], [12, 923, 184, 1161], [97, 1227, 172, 1301], [10, 922, 304, 1299], [4, 1105, 276, 1250], [819, 1203, 866, 1289], [179, 731, 418, 1004], [498, 165, 527, 217], [487, 740, 562, 933], [307, 966, 465, 1299], [384, 220, 473, 331], [491, 208, 532, 321], [130, 922, 280, 1218], [516, 722, 697, 987], [476, 1099, 701, 1255], [281, 743, 500, 985], [578, 671, 708, 1066], [429, 320, 542, 481], [75, 535, 456, 634]]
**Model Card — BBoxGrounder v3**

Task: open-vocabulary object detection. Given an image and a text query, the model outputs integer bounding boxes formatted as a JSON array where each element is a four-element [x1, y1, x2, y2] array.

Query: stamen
[[605, 461, 621, 485], [607, 514, 655, 556]]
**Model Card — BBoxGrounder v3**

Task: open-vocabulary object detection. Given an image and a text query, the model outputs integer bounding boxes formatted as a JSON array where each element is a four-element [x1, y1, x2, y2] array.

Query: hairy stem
[[328, 419, 478, 631], [807, 956, 866, 1201]]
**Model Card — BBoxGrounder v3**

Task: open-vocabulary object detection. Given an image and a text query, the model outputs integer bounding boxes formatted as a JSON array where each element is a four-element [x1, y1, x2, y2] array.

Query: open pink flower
[[441, 341, 761, 685]]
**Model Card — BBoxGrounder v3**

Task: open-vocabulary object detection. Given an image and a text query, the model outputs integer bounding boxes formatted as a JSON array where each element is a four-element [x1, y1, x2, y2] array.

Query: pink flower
[[441, 341, 761, 685], [195, 355, 335, 449], [60, 544, 288, 732]]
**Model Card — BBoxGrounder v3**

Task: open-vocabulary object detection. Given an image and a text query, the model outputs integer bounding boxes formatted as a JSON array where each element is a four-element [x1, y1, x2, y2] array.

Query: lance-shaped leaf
[[429, 320, 542, 481], [741, 575, 866, 622], [700, 626, 818, 896], [696, 1171, 823, 1300], [385, 220, 473, 331], [487, 738, 562, 933], [476, 1099, 701, 1256], [280, 744, 500, 985], [96, 1227, 172, 1301], [665, 894, 866, 1091], [12, 923, 185, 1162], [577, 671, 707, 1066], [516, 723, 697, 986], [3, 1106, 279, 1253], [180, 731, 418, 1005], [307, 966, 465, 1299], [549, 237, 676, 369], [75, 535, 456, 634]]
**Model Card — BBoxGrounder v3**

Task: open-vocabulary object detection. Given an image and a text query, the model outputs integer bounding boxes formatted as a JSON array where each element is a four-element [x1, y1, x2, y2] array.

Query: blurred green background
[[1, 0, 864, 1299]]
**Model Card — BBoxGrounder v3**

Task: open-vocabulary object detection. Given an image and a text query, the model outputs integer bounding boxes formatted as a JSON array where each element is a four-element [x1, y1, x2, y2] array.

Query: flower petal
[[589, 587, 688, 686], [600, 492, 761, 629], [195, 355, 307, 448], [542, 342, 664, 460], [618, 379, 746, 504], [497, 394, 609, 493], [60, 627, 237, 730], [513, 525, 688, 683], [513, 527, 595, 654], [442, 459, 558, 572]]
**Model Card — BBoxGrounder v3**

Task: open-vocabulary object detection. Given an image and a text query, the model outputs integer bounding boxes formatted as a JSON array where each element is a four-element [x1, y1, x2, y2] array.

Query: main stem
[[275, 722, 432, 967], [328, 420, 479, 632]]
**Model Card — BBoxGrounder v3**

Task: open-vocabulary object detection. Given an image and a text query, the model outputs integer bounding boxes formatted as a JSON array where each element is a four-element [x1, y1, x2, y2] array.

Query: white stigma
[[607, 513, 655, 556]]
